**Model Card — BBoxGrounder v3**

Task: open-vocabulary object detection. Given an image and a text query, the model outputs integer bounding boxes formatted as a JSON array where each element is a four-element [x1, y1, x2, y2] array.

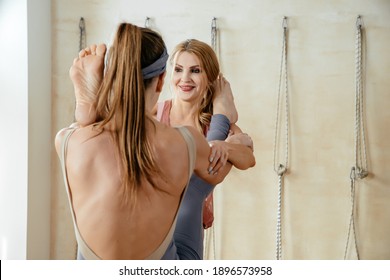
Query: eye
[[191, 68, 201, 73], [174, 67, 182, 72]]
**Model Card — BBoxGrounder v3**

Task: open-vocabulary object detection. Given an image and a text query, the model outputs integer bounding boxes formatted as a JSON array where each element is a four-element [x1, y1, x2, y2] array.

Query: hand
[[213, 74, 238, 124], [226, 131, 254, 152], [207, 140, 229, 175]]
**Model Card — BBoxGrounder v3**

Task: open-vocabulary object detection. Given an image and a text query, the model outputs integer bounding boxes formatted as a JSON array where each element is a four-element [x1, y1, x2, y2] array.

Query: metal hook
[[350, 166, 356, 180], [211, 17, 217, 29], [145, 17, 150, 28], [356, 15, 363, 29], [79, 17, 85, 31], [282, 16, 288, 29], [211, 17, 218, 51]]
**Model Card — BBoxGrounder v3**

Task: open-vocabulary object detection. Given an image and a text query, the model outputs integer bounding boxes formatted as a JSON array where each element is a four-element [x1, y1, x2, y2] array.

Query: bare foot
[[69, 44, 107, 126], [213, 74, 238, 124]]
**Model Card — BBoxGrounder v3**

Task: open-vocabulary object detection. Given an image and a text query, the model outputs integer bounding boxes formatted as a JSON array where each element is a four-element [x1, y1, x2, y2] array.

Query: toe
[[96, 44, 107, 57], [90, 44, 97, 55], [79, 49, 87, 58]]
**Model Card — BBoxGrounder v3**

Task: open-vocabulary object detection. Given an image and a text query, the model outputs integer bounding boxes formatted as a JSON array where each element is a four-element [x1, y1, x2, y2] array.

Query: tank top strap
[[175, 126, 196, 176], [60, 128, 101, 260]]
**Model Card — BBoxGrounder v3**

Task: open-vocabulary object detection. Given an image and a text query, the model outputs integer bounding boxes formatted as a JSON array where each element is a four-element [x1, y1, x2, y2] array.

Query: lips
[[179, 85, 195, 92]]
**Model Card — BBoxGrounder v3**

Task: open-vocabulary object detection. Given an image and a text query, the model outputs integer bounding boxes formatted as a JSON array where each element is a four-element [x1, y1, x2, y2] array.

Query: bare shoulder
[[152, 122, 191, 193], [54, 122, 92, 156], [154, 122, 188, 154], [54, 125, 76, 156]]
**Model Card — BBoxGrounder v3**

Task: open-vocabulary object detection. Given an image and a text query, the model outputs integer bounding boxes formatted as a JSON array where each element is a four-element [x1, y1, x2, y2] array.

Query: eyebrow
[[175, 64, 201, 68]]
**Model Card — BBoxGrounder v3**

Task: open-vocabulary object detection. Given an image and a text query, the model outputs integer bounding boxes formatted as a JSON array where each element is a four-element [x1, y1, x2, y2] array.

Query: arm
[[207, 122, 256, 172], [187, 125, 254, 186], [208, 139, 255, 171], [225, 123, 256, 169], [186, 126, 231, 186]]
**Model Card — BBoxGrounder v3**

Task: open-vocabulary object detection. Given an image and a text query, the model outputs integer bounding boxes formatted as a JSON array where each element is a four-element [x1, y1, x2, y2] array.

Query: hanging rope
[[344, 15, 368, 260], [204, 16, 219, 260], [273, 16, 289, 261], [79, 17, 86, 52]]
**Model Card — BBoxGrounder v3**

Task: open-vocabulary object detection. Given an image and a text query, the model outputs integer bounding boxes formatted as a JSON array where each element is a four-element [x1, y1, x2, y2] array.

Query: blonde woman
[[156, 39, 255, 259]]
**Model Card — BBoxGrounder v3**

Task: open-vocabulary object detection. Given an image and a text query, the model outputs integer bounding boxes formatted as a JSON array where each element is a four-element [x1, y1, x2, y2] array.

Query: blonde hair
[[94, 23, 166, 205], [171, 39, 220, 134]]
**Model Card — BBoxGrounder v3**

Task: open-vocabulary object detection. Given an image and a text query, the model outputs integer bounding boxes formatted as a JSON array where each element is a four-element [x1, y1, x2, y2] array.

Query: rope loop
[[345, 15, 368, 260], [276, 164, 287, 176]]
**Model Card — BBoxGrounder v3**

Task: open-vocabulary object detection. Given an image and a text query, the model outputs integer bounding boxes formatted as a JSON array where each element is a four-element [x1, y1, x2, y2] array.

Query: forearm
[[226, 142, 256, 170]]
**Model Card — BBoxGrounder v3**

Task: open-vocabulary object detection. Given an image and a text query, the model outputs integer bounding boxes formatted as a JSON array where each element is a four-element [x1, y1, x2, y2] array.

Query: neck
[[170, 97, 199, 127], [145, 84, 160, 114]]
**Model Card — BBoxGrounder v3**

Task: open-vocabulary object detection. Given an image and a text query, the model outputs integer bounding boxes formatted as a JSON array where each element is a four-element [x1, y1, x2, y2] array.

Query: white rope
[[273, 17, 289, 260], [344, 168, 360, 260], [354, 15, 368, 176], [344, 15, 368, 260]]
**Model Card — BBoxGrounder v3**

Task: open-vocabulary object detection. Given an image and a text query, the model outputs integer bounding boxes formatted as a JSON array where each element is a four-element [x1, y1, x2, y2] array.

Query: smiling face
[[171, 51, 208, 104]]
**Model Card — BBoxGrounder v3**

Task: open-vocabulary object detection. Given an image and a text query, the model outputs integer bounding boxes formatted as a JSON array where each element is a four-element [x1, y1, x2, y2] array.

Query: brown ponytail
[[95, 23, 166, 205]]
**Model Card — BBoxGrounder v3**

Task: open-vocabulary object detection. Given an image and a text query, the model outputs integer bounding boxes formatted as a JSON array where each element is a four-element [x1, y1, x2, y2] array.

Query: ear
[[156, 71, 166, 93]]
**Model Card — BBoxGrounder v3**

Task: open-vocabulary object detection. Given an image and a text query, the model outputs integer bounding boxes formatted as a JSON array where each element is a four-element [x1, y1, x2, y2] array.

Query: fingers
[[208, 142, 216, 163], [207, 142, 228, 175], [209, 152, 227, 175]]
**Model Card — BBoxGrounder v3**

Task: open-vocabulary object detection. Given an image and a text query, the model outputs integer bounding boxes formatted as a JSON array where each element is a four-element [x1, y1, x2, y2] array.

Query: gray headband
[[141, 48, 169, 79]]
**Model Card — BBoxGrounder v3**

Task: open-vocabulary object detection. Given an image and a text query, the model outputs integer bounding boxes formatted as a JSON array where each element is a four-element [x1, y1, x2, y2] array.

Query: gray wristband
[[206, 114, 230, 141]]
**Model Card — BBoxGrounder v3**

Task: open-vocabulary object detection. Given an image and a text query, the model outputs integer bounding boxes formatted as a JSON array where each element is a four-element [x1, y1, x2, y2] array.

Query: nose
[[180, 69, 191, 82]]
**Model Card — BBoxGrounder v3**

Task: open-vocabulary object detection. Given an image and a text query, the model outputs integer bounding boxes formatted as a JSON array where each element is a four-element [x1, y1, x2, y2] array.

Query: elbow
[[210, 175, 224, 186], [194, 170, 226, 186], [249, 156, 256, 168], [234, 155, 256, 170]]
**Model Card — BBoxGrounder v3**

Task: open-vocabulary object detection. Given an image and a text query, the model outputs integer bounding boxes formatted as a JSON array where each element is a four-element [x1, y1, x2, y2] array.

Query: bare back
[[56, 119, 192, 259]]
